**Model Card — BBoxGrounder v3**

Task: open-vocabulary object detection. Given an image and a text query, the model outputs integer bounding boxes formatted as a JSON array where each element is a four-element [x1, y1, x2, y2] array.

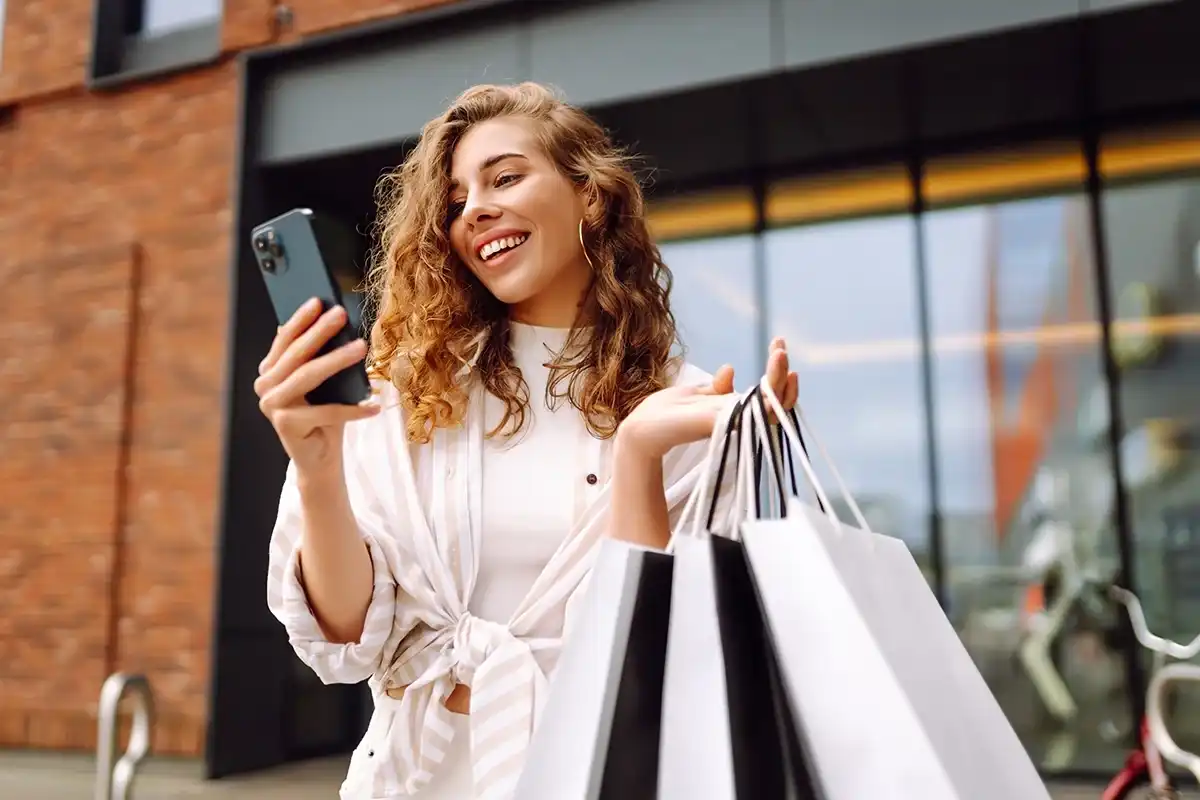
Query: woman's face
[[448, 116, 592, 327]]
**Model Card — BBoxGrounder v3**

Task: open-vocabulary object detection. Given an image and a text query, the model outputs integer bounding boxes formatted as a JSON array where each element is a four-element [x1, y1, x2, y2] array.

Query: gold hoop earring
[[579, 219, 596, 271]]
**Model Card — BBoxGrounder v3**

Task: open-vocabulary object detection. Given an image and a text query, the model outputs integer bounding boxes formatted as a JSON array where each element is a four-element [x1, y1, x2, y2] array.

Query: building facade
[[2, 0, 1199, 784]]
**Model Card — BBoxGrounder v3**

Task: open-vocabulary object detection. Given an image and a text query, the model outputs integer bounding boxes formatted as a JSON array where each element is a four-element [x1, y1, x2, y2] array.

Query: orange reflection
[[1101, 122, 1200, 180], [924, 143, 1086, 206]]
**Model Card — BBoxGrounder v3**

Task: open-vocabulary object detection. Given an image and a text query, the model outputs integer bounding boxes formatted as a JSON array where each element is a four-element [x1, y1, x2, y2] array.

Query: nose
[[462, 193, 500, 228]]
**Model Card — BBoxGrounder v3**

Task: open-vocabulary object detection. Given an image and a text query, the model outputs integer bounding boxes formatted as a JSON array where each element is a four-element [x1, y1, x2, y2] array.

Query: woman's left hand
[[608, 338, 799, 549], [616, 337, 798, 460]]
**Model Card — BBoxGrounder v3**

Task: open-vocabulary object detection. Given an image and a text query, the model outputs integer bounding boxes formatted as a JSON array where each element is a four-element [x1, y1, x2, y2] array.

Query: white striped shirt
[[266, 362, 719, 799]]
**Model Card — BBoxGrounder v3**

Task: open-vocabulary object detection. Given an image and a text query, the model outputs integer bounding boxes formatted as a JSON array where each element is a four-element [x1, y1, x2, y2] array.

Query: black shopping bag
[[658, 388, 821, 799], [515, 538, 673, 800]]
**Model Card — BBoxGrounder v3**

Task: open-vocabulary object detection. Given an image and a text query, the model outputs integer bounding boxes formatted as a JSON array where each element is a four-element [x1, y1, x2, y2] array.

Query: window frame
[[88, 0, 223, 90]]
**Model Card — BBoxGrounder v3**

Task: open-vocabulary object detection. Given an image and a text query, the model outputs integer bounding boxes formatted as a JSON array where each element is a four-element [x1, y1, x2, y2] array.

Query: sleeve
[[265, 427, 400, 685]]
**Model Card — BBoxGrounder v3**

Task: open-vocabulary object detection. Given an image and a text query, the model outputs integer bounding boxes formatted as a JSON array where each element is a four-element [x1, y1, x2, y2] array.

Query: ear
[[577, 180, 603, 226]]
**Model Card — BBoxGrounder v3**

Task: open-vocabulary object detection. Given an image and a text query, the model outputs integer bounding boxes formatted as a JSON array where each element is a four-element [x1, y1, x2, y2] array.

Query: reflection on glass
[[1102, 173, 1200, 756], [763, 216, 931, 559], [660, 235, 760, 392], [924, 194, 1126, 772], [144, 0, 222, 35]]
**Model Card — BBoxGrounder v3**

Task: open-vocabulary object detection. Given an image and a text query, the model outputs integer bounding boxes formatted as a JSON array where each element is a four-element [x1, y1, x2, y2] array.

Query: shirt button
[[586, 473, 598, 485]]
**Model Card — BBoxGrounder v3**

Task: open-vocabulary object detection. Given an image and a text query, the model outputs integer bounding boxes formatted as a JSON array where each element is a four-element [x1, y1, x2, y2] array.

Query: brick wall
[[0, 0, 459, 759]]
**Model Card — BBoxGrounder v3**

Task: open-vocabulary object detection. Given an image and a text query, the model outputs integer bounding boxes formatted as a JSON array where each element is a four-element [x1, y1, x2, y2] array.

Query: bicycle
[[1103, 586, 1200, 799]]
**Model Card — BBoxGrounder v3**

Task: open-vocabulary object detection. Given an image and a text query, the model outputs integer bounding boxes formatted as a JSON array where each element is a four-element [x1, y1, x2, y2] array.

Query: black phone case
[[250, 208, 372, 407]]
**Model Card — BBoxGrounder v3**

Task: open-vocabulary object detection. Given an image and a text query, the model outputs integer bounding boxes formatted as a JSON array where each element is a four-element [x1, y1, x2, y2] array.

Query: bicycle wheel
[[1107, 773, 1180, 800]]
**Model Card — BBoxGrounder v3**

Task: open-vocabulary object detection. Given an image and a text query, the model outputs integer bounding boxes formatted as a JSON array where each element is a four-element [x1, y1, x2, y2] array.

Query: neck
[[508, 270, 593, 328]]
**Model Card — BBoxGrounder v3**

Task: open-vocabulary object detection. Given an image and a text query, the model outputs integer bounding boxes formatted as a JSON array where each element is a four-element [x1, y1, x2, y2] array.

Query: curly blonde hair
[[364, 82, 680, 444]]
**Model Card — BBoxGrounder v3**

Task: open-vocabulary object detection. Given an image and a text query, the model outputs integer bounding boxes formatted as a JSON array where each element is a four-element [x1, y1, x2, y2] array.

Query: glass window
[[924, 187, 1126, 772], [660, 235, 760, 392], [1100, 165, 1200, 756], [763, 214, 932, 561], [143, 0, 222, 36]]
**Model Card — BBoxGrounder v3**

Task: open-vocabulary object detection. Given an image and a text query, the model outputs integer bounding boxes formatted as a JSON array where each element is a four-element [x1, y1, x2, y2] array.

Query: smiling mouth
[[478, 233, 529, 262]]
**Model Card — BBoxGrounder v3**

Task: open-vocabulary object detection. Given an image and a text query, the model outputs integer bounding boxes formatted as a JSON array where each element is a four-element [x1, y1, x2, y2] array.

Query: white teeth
[[479, 234, 528, 261]]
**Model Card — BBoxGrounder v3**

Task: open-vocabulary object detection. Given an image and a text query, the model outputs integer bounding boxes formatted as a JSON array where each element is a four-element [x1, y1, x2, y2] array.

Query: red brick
[[223, 0, 279, 51], [0, 0, 471, 758], [0, 0, 94, 105]]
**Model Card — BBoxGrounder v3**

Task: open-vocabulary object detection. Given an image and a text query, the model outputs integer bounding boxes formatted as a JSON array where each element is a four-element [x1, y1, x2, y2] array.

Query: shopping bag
[[766, 386, 1050, 798], [657, 390, 798, 799], [515, 536, 673, 800], [740, 381, 1051, 799]]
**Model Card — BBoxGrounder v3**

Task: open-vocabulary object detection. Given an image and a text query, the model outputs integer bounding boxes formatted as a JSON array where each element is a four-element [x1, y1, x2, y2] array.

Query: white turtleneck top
[[471, 322, 596, 624]]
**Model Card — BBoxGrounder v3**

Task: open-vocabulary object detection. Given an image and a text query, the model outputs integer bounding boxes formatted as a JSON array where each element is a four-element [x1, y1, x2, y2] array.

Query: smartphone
[[250, 208, 372, 406]]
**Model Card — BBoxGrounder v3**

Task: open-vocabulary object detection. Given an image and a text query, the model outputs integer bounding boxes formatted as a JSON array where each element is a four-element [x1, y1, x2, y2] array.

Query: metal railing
[[95, 673, 155, 800], [1147, 662, 1200, 785]]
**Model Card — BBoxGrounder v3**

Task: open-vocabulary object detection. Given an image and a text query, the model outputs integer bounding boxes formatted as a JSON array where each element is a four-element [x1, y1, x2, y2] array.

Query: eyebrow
[[449, 152, 529, 191]]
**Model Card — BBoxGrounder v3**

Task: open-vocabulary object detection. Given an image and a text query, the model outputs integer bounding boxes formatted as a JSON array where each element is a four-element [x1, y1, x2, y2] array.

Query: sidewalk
[[0, 749, 1191, 799], [0, 751, 346, 799]]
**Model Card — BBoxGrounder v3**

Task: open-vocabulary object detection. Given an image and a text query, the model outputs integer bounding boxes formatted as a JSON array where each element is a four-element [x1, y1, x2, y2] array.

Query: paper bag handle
[[709, 386, 793, 533], [743, 382, 835, 530], [747, 386, 826, 517], [757, 376, 874, 533], [667, 389, 750, 549]]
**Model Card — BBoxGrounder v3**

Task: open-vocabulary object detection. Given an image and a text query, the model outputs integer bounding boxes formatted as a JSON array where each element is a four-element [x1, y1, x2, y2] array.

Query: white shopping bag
[[738, 381, 1052, 800], [658, 391, 794, 800], [515, 536, 673, 800]]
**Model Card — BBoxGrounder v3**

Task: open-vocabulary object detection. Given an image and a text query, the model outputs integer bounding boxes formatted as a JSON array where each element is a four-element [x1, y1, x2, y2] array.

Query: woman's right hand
[[254, 297, 380, 475]]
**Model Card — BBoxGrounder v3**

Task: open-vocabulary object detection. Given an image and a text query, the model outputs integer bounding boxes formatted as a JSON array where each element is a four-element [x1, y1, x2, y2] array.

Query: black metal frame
[[88, 0, 223, 90], [211, 0, 1200, 783]]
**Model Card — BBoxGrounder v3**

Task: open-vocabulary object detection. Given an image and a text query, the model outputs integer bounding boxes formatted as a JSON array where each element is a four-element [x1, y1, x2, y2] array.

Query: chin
[[484, 278, 538, 307], [480, 267, 541, 306]]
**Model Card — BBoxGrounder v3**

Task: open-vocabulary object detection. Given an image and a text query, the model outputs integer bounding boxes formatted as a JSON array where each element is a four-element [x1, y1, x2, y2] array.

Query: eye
[[495, 172, 523, 188], [447, 199, 465, 220]]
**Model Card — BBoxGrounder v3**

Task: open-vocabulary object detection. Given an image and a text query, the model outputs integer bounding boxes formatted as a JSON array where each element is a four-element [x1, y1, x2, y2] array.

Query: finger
[[255, 306, 349, 397], [694, 364, 735, 396], [765, 347, 788, 394], [260, 339, 368, 410], [260, 297, 324, 376], [783, 371, 799, 410], [712, 364, 735, 394], [271, 401, 381, 437]]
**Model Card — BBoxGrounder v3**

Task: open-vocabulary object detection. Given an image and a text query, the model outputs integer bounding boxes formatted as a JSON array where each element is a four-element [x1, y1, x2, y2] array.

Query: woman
[[259, 82, 797, 800]]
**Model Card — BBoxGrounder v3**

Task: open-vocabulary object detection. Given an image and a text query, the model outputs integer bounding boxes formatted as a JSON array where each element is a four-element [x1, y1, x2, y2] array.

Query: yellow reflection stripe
[[767, 167, 912, 225], [1101, 123, 1200, 179], [924, 145, 1086, 205], [648, 124, 1200, 241], [647, 189, 756, 240]]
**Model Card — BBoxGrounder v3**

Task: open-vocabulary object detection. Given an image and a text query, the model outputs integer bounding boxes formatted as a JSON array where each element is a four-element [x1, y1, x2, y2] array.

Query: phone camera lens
[[254, 229, 285, 258], [261, 257, 277, 273]]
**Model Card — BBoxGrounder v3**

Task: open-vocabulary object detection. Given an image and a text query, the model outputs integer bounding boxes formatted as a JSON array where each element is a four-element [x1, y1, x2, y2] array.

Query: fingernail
[[257, 359, 267, 375]]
